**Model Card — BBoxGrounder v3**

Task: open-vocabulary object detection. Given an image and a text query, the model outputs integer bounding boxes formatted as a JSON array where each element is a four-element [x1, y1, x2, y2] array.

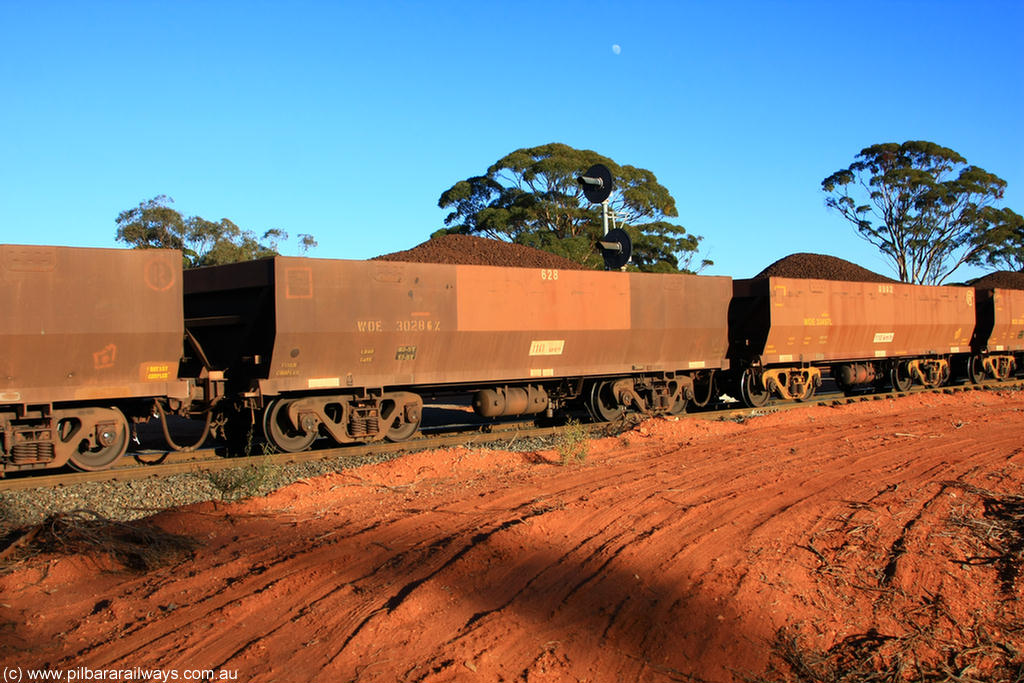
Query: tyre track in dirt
[[2, 390, 1022, 682]]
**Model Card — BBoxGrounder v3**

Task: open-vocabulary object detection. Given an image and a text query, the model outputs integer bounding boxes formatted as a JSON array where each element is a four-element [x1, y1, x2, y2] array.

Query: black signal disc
[[599, 228, 632, 270], [579, 164, 613, 204]]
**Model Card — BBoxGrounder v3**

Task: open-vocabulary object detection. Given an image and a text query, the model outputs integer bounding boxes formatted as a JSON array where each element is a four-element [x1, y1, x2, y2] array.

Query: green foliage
[[437, 143, 711, 273], [556, 419, 590, 465], [205, 454, 280, 501], [971, 206, 1024, 272], [821, 141, 1021, 284], [116, 195, 317, 268]]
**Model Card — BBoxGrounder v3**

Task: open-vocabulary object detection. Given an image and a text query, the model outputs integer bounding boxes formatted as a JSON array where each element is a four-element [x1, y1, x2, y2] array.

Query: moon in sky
[[612, 44, 621, 55]]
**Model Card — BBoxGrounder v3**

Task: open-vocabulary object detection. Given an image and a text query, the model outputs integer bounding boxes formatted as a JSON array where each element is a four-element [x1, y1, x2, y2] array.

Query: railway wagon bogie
[[757, 365, 821, 402], [262, 389, 425, 451], [0, 404, 133, 472], [966, 354, 1016, 383]]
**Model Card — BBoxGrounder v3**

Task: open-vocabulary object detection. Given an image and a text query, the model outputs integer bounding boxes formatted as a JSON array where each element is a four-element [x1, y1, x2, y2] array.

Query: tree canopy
[[115, 195, 316, 268], [971, 212, 1024, 272], [821, 141, 1022, 284], [437, 143, 710, 273]]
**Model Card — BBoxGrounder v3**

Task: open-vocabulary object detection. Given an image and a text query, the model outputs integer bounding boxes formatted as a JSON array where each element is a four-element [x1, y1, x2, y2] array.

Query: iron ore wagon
[[183, 257, 733, 451], [0, 245, 187, 472]]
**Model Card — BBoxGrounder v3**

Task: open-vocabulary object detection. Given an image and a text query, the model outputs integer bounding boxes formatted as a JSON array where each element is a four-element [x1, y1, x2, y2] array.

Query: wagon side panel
[[261, 259, 730, 394], [986, 288, 1024, 352], [0, 245, 187, 406], [753, 278, 973, 363]]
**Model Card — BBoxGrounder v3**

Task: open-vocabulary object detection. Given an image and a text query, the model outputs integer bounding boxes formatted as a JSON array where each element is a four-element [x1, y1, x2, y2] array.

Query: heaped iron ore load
[[971, 270, 1024, 290], [374, 234, 588, 270], [183, 256, 732, 451], [0, 245, 187, 472], [753, 252, 897, 283]]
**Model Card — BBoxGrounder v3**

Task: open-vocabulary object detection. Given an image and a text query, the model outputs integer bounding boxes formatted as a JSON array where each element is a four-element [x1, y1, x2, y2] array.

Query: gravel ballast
[[0, 436, 563, 531], [1, 456, 394, 530]]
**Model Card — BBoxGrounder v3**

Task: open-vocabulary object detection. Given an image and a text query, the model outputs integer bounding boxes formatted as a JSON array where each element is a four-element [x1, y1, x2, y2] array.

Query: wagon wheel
[[64, 408, 130, 472], [890, 362, 913, 393], [383, 402, 421, 442], [739, 368, 770, 408], [588, 381, 625, 421], [262, 399, 317, 453], [968, 356, 986, 384]]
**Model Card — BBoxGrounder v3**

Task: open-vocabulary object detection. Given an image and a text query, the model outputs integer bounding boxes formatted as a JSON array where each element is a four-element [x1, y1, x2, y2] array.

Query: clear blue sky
[[2, 0, 1021, 280]]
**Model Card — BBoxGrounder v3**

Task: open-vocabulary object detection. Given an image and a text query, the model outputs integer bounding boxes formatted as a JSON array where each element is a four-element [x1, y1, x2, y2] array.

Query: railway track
[[2, 379, 1020, 493], [0, 419, 563, 492]]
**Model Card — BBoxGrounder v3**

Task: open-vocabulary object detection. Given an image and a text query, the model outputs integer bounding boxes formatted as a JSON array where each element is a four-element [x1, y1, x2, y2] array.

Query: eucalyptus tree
[[438, 143, 710, 273], [116, 195, 316, 267], [822, 141, 1020, 284]]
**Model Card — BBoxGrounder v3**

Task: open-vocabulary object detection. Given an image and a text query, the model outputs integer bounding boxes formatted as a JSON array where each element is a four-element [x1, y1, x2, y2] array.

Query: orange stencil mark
[[93, 344, 117, 369], [140, 362, 172, 381]]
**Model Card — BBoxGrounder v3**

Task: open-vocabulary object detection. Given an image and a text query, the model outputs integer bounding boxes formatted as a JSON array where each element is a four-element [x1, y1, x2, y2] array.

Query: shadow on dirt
[[0, 498, 753, 682]]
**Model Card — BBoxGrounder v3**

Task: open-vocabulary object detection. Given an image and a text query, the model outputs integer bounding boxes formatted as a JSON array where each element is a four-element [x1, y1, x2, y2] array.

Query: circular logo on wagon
[[145, 259, 176, 292]]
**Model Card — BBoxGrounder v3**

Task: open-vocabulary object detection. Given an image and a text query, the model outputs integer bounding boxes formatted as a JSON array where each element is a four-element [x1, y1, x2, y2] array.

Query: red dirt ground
[[3, 390, 1023, 682]]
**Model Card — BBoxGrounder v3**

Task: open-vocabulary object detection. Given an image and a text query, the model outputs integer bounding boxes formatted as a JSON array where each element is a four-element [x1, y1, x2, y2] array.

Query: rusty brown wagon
[[183, 257, 733, 451], [0, 245, 187, 473], [727, 277, 977, 406], [970, 287, 1024, 382]]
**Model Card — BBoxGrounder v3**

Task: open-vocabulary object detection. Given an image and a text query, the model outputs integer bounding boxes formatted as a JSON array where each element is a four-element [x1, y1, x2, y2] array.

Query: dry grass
[[204, 455, 281, 500], [749, 482, 1024, 683], [1, 509, 200, 572], [754, 621, 1022, 683], [942, 481, 1024, 593]]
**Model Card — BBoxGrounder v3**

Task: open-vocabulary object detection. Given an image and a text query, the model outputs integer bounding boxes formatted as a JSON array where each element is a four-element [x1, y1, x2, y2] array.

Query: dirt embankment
[[2, 390, 1022, 682]]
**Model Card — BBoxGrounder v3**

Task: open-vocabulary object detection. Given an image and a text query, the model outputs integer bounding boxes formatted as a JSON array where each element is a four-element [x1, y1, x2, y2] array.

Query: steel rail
[[2, 380, 1020, 493], [0, 420, 552, 492]]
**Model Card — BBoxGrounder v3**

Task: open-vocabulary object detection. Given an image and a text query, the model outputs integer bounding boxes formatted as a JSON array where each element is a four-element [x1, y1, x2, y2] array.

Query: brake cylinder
[[836, 363, 877, 386], [473, 386, 549, 417]]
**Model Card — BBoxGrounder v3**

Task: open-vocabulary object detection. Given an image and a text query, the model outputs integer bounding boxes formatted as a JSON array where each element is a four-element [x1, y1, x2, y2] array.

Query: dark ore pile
[[753, 252, 897, 283], [374, 234, 587, 270], [970, 270, 1024, 290]]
